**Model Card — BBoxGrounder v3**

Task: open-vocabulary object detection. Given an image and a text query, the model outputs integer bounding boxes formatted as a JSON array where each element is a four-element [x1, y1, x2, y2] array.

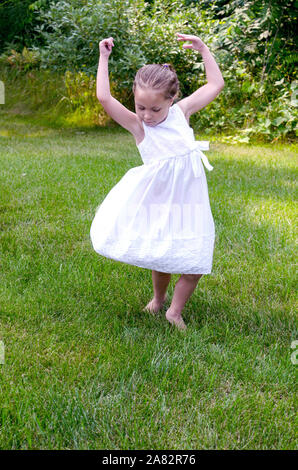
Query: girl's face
[[134, 87, 174, 127]]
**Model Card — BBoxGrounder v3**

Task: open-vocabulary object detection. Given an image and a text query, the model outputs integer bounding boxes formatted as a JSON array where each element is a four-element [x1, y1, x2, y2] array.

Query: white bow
[[189, 141, 213, 177]]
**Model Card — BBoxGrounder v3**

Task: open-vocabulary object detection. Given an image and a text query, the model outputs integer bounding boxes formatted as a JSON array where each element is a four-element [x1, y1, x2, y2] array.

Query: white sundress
[[90, 102, 215, 274]]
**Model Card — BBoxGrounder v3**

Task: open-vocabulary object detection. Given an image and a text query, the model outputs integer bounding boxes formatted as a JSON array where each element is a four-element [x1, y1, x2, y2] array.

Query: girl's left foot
[[143, 294, 168, 314], [165, 308, 187, 330]]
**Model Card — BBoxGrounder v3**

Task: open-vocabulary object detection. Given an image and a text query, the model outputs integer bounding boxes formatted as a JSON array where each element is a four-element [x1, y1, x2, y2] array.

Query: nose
[[144, 111, 152, 121]]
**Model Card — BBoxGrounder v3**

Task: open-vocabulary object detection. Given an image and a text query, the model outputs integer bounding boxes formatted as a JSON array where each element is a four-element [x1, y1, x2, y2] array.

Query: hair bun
[[133, 63, 180, 100]]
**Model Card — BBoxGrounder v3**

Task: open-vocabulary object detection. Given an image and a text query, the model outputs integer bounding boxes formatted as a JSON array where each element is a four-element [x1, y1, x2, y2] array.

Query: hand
[[99, 37, 114, 58], [176, 33, 207, 53]]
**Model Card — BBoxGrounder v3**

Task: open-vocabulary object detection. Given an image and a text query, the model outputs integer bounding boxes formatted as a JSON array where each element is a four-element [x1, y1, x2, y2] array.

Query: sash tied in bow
[[189, 141, 213, 177]]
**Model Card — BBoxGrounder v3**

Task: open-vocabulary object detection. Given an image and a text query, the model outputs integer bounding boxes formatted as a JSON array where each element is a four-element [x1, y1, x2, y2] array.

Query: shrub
[[0, 47, 41, 72], [1, 0, 297, 141]]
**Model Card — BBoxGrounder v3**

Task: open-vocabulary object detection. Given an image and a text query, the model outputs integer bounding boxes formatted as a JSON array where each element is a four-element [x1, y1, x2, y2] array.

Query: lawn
[[0, 111, 297, 449]]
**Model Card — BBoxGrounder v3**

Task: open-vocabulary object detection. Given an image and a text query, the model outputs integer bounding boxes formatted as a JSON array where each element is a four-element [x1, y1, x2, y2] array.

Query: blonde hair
[[133, 63, 180, 100]]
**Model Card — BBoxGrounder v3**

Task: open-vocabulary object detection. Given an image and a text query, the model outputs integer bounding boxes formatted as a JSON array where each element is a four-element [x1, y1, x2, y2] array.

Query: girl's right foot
[[143, 293, 168, 314], [165, 308, 187, 330]]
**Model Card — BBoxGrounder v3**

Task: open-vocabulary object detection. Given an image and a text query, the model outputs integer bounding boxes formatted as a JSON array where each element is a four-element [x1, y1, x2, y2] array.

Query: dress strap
[[189, 141, 213, 177]]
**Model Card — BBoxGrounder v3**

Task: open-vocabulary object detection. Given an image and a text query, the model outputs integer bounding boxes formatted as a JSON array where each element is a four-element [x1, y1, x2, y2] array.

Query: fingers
[[105, 37, 114, 48], [176, 33, 195, 49], [100, 37, 114, 49], [99, 37, 114, 55], [176, 33, 198, 41]]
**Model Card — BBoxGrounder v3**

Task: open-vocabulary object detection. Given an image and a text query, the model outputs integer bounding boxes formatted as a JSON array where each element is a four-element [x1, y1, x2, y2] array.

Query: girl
[[90, 33, 224, 330]]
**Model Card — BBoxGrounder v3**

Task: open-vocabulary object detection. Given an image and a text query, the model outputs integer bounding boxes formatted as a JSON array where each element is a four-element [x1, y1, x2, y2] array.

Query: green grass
[[0, 109, 297, 450]]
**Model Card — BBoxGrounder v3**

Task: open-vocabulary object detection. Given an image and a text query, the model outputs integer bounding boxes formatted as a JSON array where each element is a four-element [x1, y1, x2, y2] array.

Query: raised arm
[[96, 37, 139, 135], [176, 33, 225, 120]]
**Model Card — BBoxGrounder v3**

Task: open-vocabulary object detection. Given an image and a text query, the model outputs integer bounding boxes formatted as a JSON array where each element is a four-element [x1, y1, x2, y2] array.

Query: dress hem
[[92, 249, 213, 275]]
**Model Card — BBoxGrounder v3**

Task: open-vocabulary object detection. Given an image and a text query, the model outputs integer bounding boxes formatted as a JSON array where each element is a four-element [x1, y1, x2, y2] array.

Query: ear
[[170, 92, 179, 104]]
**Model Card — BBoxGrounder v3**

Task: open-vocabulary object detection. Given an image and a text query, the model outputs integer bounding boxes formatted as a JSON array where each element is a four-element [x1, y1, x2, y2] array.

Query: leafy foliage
[[63, 70, 111, 125], [0, 0, 297, 142], [0, 0, 59, 54], [0, 47, 41, 72]]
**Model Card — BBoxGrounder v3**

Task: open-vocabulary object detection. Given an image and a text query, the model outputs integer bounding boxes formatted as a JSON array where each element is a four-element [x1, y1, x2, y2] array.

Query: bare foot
[[143, 294, 168, 314], [165, 308, 187, 331]]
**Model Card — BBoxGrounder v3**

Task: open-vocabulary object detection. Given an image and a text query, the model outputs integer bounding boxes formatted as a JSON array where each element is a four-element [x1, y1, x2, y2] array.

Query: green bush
[[0, 47, 41, 72], [0, 0, 58, 54], [1, 0, 297, 142], [63, 70, 112, 126]]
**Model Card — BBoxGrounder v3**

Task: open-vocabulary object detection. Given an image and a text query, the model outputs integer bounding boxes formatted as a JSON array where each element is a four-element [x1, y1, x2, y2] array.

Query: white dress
[[90, 103, 215, 274]]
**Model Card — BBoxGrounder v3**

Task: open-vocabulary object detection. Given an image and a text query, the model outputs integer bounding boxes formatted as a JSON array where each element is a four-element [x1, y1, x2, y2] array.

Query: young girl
[[90, 33, 224, 330]]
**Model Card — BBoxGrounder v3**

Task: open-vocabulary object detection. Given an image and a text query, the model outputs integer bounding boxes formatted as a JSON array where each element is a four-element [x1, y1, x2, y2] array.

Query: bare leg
[[143, 270, 171, 314], [166, 273, 203, 330]]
